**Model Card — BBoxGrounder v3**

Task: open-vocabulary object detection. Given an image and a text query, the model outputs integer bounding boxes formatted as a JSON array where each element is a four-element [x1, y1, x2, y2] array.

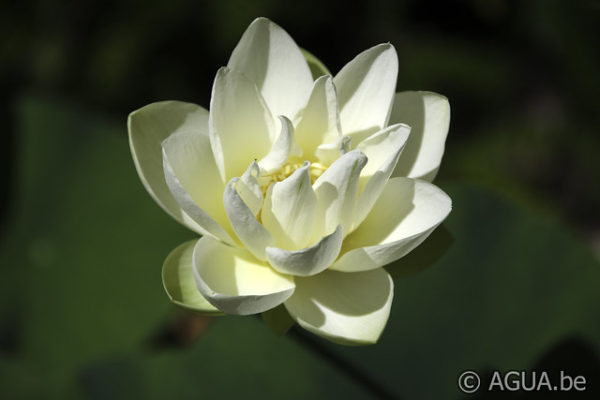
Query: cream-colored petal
[[162, 240, 221, 314], [162, 129, 236, 242], [266, 225, 343, 277], [128, 101, 210, 233], [227, 17, 313, 120], [284, 268, 393, 345], [334, 44, 398, 141], [163, 152, 235, 244], [193, 236, 295, 315], [258, 116, 298, 173], [331, 177, 451, 272], [353, 124, 410, 228], [209, 67, 276, 181], [261, 164, 317, 250], [236, 161, 263, 216], [314, 136, 351, 166], [224, 178, 274, 261], [294, 75, 341, 160], [313, 150, 367, 238], [390, 91, 450, 181]]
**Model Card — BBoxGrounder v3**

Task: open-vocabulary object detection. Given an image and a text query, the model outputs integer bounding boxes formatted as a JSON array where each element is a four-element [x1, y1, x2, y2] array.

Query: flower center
[[258, 161, 327, 195]]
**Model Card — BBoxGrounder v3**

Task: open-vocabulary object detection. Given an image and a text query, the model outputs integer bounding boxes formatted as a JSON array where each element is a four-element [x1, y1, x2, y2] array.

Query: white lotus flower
[[128, 17, 451, 345]]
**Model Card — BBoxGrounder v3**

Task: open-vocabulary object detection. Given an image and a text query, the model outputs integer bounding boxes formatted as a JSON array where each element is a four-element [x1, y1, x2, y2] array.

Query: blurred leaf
[[326, 182, 600, 399], [2, 94, 599, 399], [82, 317, 372, 400]]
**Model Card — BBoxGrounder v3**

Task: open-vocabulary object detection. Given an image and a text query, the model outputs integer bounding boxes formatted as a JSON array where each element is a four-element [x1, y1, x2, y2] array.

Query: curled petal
[[224, 178, 274, 261], [162, 240, 221, 314], [353, 123, 410, 228], [193, 236, 295, 315], [258, 116, 300, 174], [313, 149, 367, 238], [162, 129, 236, 243], [261, 163, 317, 250], [331, 177, 452, 272], [266, 225, 343, 277], [236, 161, 263, 216], [163, 148, 235, 245], [284, 268, 394, 345]]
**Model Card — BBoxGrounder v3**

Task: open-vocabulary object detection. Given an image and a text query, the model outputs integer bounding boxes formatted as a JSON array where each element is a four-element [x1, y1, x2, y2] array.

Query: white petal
[[236, 161, 263, 216], [261, 164, 317, 250], [162, 129, 236, 243], [193, 236, 295, 315], [314, 136, 351, 166], [334, 44, 398, 141], [284, 268, 393, 345], [313, 149, 367, 237], [266, 225, 343, 277], [227, 17, 313, 120], [258, 116, 298, 173], [163, 150, 236, 245], [128, 101, 210, 233], [162, 240, 220, 313], [224, 178, 274, 261], [390, 91, 450, 181], [209, 67, 276, 181], [331, 177, 451, 272], [353, 124, 410, 228], [294, 75, 341, 159]]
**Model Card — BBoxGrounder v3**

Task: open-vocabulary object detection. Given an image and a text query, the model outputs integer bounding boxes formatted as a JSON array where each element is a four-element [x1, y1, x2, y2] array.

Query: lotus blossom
[[128, 17, 451, 345]]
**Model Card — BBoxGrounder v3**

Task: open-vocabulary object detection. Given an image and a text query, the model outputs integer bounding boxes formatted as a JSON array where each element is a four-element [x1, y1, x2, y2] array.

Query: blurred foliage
[[1, 0, 600, 399], [0, 94, 598, 399]]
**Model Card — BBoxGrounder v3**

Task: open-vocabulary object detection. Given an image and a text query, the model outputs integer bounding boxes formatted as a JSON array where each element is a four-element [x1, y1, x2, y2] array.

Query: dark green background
[[1, 0, 599, 399]]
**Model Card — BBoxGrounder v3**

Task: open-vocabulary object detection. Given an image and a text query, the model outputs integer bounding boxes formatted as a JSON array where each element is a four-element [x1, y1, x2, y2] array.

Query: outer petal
[[390, 91, 450, 181], [353, 123, 410, 229], [162, 129, 236, 244], [294, 75, 341, 160], [334, 44, 398, 142], [128, 101, 209, 233], [330, 177, 452, 272], [284, 269, 394, 345], [209, 67, 276, 181], [162, 240, 221, 314], [224, 178, 274, 261], [227, 17, 314, 120], [313, 150, 367, 238], [261, 164, 317, 250], [193, 236, 295, 315], [266, 225, 343, 277]]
